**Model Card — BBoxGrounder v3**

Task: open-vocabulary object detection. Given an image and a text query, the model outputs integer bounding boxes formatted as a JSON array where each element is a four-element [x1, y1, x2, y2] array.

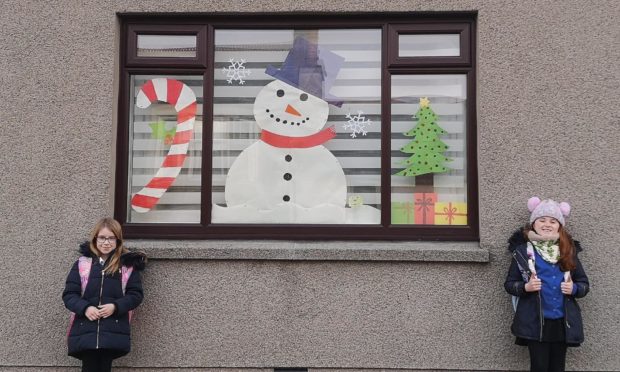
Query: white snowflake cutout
[[222, 58, 251, 85], [343, 111, 372, 138]]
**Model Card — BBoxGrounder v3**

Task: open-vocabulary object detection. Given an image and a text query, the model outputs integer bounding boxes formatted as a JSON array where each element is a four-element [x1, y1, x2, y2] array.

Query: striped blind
[[391, 75, 468, 205], [212, 29, 383, 223], [127, 75, 203, 223], [124, 31, 468, 225]]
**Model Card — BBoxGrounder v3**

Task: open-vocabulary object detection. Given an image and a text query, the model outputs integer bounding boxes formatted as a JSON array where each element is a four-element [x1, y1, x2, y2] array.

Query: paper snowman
[[212, 37, 349, 223]]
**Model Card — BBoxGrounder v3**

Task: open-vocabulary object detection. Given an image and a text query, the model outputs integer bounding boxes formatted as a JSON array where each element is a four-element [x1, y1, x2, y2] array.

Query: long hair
[[525, 223, 576, 272], [557, 225, 576, 272], [89, 217, 128, 275]]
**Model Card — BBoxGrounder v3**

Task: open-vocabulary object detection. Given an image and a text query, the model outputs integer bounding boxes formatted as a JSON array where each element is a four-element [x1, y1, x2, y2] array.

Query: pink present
[[414, 192, 437, 224]]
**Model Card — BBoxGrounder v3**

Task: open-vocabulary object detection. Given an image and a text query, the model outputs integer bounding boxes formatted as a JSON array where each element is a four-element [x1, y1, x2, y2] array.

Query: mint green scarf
[[531, 240, 560, 264]]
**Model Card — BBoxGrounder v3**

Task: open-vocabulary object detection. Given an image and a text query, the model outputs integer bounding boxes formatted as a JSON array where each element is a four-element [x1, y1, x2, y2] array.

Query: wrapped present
[[391, 202, 415, 224], [414, 192, 437, 224], [434, 202, 468, 225]]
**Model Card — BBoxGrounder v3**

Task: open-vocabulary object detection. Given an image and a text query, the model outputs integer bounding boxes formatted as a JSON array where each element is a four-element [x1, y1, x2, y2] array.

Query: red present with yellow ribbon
[[434, 202, 468, 225]]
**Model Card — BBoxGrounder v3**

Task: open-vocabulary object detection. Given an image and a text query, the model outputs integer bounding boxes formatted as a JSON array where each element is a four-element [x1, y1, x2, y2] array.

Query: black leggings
[[80, 349, 114, 372], [527, 341, 568, 372]]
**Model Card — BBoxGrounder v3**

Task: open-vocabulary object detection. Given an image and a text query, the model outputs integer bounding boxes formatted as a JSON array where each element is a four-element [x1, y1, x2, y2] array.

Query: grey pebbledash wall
[[1, 1, 619, 371]]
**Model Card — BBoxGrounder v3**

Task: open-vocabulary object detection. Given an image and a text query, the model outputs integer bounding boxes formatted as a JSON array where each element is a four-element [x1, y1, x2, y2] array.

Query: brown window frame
[[126, 24, 208, 68], [387, 22, 472, 67], [115, 13, 478, 241]]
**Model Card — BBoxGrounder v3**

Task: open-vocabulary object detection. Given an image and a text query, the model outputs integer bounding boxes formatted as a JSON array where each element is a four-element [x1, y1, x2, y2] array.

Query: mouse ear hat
[[528, 196, 571, 225]]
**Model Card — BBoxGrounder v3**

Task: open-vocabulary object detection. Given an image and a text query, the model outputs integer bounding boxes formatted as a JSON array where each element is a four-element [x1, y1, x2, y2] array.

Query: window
[[115, 14, 478, 240]]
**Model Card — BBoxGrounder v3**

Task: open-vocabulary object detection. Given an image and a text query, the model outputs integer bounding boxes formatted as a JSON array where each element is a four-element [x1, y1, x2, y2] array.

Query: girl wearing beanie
[[505, 197, 589, 372]]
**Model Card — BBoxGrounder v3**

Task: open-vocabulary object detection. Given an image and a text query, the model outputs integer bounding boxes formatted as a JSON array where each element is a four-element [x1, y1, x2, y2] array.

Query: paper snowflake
[[343, 111, 372, 138], [222, 58, 251, 85]]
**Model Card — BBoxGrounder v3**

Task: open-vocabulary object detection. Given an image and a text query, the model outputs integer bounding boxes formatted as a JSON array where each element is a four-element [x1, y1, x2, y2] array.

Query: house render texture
[[1, 1, 619, 371]]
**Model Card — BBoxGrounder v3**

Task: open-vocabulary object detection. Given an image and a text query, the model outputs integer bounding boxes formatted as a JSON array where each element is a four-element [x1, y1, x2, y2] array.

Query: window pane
[[398, 34, 460, 57], [211, 29, 382, 224], [137, 35, 197, 57], [391, 75, 467, 225], [127, 75, 203, 223]]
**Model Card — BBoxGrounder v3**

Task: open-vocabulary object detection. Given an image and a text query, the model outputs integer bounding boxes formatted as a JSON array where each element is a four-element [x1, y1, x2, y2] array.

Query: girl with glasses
[[63, 217, 146, 372]]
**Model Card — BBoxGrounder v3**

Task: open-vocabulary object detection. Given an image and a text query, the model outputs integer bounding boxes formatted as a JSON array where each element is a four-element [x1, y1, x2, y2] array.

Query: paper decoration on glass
[[222, 58, 251, 85], [212, 37, 381, 224], [434, 202, 467, 225], [130, 78, 197, 213], [414, 192, 437, 224], [343, 111, 372, 138], [395, 97, 451, 177], [348, 195, 364, 208], [391, 201, 415, 224], [149, 119, 177, 145]]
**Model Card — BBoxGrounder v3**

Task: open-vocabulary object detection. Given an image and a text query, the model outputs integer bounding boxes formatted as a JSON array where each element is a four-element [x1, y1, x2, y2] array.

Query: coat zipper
[[538, 291, 544, 341], [96, 265, 104, 349], [564, 281, 571, 330]]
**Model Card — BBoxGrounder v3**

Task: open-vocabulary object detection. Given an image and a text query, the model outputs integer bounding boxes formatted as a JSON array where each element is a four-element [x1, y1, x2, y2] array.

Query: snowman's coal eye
[[276, 89, 285, 97], [300, 93, 308, 101]]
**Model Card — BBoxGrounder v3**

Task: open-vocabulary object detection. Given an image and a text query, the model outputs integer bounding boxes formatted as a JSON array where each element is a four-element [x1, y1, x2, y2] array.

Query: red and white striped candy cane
[[131, 78, 197, 213]]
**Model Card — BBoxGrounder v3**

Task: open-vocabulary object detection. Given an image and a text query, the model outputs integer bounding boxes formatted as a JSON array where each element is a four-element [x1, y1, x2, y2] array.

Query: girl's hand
[[561, 280, 574, 295], [97, 304, 116, 318], [85, 306, 100, 321], [525, 274, 542, 292]]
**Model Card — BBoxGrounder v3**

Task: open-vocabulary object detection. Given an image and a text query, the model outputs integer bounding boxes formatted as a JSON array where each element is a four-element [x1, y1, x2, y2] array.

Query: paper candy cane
[[131, 78, 197, 213]]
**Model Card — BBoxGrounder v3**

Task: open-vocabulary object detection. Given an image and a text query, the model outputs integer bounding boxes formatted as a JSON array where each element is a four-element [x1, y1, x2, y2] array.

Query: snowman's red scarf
[[260, 126, 336, 148]]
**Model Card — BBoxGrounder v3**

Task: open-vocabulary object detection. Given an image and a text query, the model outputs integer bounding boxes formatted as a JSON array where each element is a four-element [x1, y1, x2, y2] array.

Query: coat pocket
[[565, 298, 584, 343], [70, 316, 97, 337], [511, 294, 540, 340], [102, 315, 131, 335]]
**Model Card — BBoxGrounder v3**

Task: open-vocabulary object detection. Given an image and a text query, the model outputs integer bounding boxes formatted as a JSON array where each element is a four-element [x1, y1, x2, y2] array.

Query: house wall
[[1, 0, 618, 371]]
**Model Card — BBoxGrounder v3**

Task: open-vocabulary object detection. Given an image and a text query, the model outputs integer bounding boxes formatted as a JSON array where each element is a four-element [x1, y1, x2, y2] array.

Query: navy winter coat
[[504, 230, 589, 346], [63, 243, 145, 359]]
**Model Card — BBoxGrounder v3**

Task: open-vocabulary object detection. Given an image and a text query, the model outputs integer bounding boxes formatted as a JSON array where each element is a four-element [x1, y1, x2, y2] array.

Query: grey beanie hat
[[527, 196, 571, 225]]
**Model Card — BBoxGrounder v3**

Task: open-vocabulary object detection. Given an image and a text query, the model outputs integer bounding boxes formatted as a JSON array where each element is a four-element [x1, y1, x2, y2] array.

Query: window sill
[[126, 240, 489, 262]]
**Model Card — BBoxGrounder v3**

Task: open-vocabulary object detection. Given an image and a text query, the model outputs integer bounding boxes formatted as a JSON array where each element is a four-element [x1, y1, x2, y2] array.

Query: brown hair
[[89, 217, 128, 275], [525, 223, 576, 272], [557, 226, 577, 272]]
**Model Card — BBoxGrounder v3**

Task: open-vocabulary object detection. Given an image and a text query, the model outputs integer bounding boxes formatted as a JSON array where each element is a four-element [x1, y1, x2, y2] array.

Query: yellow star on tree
[[419, 97, 430, 108]]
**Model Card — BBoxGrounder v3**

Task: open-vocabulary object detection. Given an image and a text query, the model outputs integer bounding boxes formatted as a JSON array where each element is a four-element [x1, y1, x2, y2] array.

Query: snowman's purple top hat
[[266, 37, 344, 107]]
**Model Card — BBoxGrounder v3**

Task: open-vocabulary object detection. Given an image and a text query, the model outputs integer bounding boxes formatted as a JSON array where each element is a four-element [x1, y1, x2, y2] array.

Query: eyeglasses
[[96, 236, 117, 243]]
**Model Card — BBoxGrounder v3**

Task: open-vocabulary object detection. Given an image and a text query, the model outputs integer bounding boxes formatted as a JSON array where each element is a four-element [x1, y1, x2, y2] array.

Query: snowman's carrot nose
[[285, 104, 302, 117]]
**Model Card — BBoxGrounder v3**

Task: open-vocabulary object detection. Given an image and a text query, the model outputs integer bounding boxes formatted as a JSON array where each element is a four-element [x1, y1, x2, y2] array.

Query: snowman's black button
[[283, 173, 292, 181], [285, 155, 292, 162], [283, 195, 290, 202]]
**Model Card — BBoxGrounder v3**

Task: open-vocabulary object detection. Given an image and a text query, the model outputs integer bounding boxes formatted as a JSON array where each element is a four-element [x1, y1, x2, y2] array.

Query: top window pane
[[137, 35, 197, 58], [398, 34, 460, 57]]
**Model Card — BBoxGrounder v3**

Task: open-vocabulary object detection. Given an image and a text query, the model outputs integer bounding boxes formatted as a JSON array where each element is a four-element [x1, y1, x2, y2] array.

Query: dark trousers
[[527, 340, 568, 372], [80, 350, 114, 372]]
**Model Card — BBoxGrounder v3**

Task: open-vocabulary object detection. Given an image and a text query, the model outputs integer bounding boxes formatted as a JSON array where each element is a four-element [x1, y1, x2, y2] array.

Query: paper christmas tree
[[395, 97, 451, 177]]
